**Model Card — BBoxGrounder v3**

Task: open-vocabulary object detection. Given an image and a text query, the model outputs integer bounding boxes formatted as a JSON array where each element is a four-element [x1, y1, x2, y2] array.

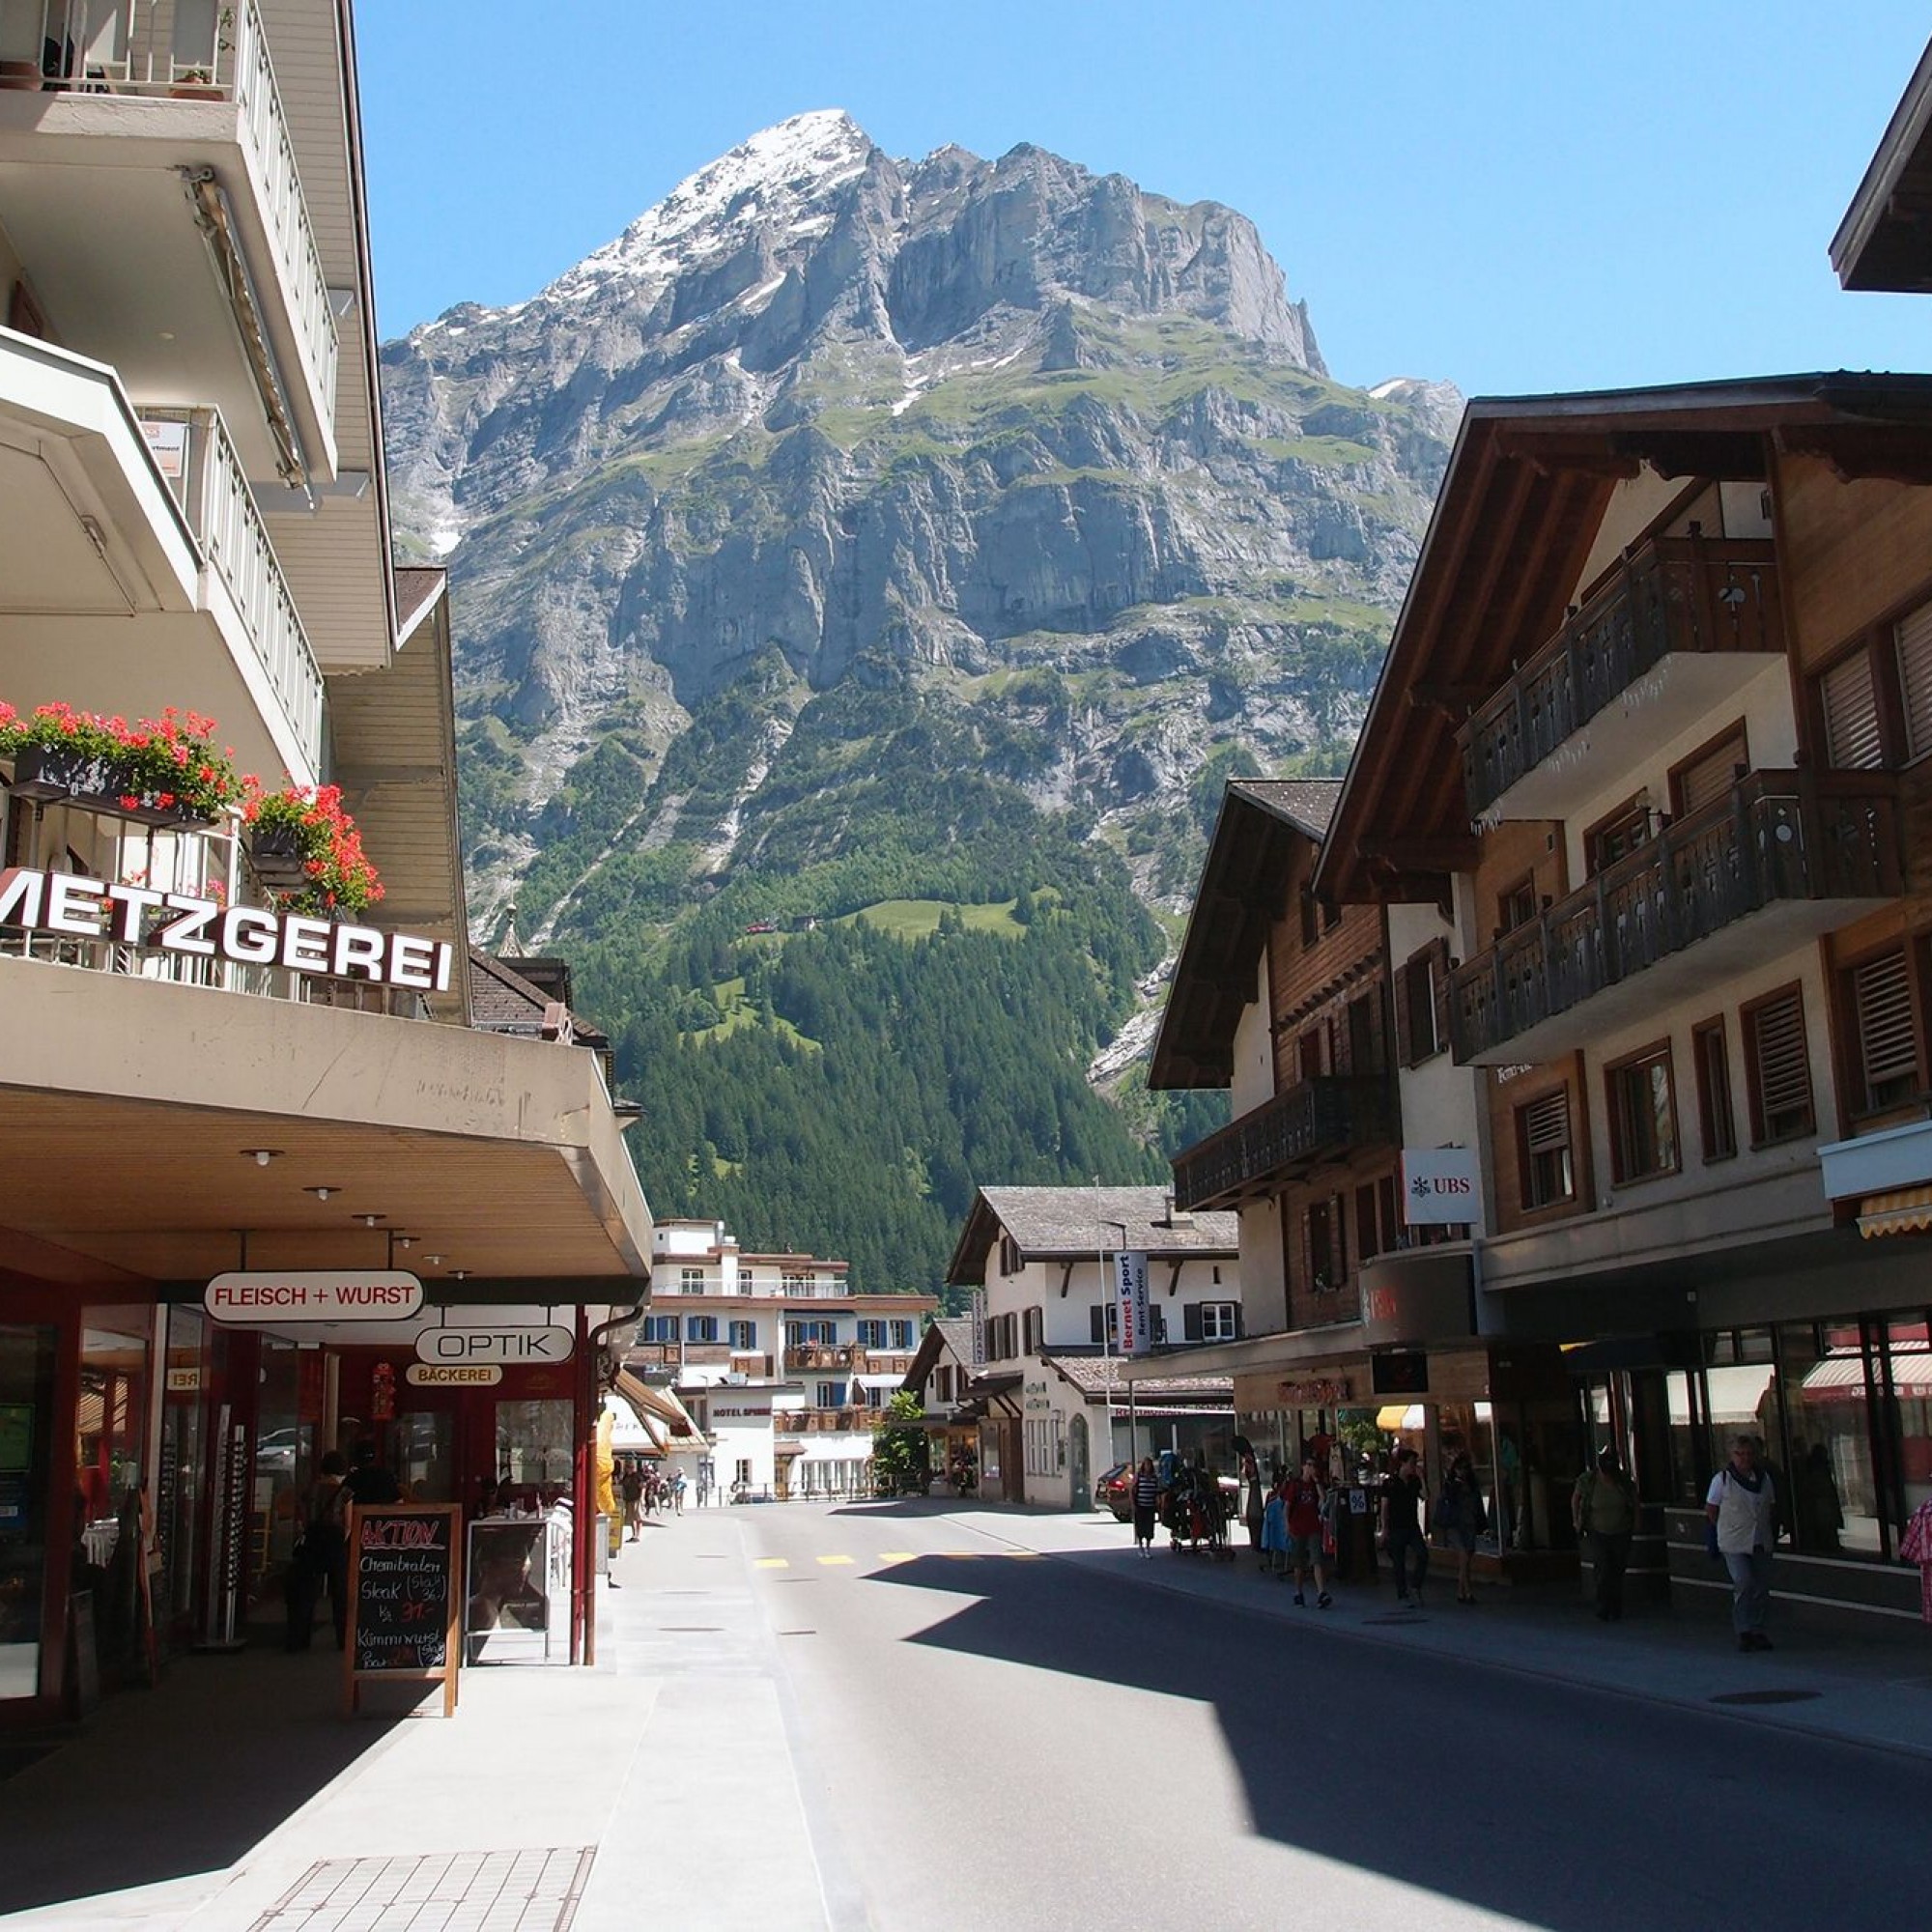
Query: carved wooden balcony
[[1449, 768, 1901, 1065], [1458, 535, 1782, 822], [1172, 1075, 1395, 1211]]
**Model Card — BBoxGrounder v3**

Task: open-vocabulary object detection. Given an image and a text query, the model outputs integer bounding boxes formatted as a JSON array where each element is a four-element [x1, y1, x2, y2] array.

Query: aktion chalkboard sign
[[343, 1503, 462, 1717]]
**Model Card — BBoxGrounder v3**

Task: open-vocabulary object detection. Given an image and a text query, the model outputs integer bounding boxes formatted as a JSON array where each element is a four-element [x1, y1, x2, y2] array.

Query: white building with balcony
[[630, 1220, 935, 1501], [0, 2, 653, 1721]]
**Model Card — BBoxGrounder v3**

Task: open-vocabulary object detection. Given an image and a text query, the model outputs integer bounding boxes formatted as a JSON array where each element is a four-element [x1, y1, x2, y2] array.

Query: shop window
[[1743, 984, 1814, 1145], [496, 1399, 573, 1489], [1846, 946, 1922, 1115], [0, 1323, 58, 1703], [1605, 1043, 1679, 1184], [1516, 1089, 1575, 1209], [1692, 1016, 1737, 1161], [1670, 723, 1748, 817], [1394, 940, 1450, 1067]]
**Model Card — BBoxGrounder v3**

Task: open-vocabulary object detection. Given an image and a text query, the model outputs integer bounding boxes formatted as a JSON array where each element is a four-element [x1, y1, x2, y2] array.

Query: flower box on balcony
[[8, 744, 217, 829], [246, 824, 312, 891]]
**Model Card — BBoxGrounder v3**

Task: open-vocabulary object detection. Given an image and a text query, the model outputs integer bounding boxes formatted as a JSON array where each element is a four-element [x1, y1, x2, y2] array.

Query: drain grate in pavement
[[1709, 1689, 1823, 1706], [249, 1848, 595, 1931]]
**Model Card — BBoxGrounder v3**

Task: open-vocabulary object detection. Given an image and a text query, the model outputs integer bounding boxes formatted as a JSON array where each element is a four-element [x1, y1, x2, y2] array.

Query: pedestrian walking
[[1706, 1433, 1778, 1651], [1285, 1456, 1331, 1607], [1902, 1495, 1932, 1624], [1258, 1475, 1289, 1577], [1572, 1446, 1637, 1621], [1130, 1456, 1161, 1558], [621, 1463, 643, 1540], [1436, 1451, 1486, 1605], [672, 1470, 687, 1515], [1240, 1447, 1264, 1561], [1380, 1447, 1429, 1605]]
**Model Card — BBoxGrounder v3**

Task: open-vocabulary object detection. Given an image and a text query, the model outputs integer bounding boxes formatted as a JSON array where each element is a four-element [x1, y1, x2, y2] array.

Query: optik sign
[[1112, 1249, 1151, 1358], [1401, 1148, 1479, 1225]]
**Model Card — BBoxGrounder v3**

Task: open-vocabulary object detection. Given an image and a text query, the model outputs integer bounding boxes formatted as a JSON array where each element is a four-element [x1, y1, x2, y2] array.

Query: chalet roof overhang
[[1314, 373, 1932, 909], [1833, 36, 1932, 292], [1150, 781, 1339, 1091]]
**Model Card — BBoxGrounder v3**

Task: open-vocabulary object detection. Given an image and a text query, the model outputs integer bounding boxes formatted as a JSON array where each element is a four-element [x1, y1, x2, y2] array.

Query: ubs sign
[[0, 866, 455, 994]]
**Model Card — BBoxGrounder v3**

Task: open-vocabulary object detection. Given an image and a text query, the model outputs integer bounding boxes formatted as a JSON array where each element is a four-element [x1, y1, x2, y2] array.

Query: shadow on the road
[[865, 1549, 1928, 1932], [0, 1634, 395, 1916]]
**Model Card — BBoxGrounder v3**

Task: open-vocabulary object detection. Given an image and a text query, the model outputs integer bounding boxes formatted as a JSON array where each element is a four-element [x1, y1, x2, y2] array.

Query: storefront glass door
[[0, 1324, 57, 1702]]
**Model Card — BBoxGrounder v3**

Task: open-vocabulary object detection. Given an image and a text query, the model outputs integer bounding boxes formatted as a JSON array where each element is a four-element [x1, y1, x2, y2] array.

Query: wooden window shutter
[[1232, 1303, 1243, 1340], [1896, 601, 1932, 762], [1821, 650, 1883, 769], [1392, 961, 1414, 1068], [1429, 939, 1452, 1058], [1853, 950, 1918, 1103], [1089, 1304, 1105, 1346], [1678, 730, 1746, 814], [1750, 989, 1813, 1138], [1183, 1302, 1204, 1342], [1524, 1089, 1571, 1154]]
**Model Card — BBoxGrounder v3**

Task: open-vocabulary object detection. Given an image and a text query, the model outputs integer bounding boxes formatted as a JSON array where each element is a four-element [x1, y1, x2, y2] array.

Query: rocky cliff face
[[380, 110, 1459, 944]]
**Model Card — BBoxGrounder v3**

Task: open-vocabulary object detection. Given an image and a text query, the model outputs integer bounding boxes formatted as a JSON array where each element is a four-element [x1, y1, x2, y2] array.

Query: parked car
[[1095, 1463, 1134, 1520]]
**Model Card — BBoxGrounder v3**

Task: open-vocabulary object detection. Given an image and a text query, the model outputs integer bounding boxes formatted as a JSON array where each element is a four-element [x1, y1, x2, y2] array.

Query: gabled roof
[[1833, 37, 1932, 292], [1150, 780, 1340, 1090], [1044, 1353, 1234, 1406], [946, 1186, 1238, 1286], [1314, 372, 1932, 909]]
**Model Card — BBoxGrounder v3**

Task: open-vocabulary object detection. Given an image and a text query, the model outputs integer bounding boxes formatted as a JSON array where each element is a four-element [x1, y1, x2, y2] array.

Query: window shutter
[[1821, 650, 1883, 769], [1524, 1090, 1570, 1153], [1090, 1304, 1105, 1346], [1751, 990, 1812, 1135], [1897, 602, 1932, 761], [1854, 951, 1917, 1099], [1429, 939, 1452, 1058], [1392, 962, 1414, 1068], [1677, 731, 1746, 814], [1232, 1303, 1244, 1340], [1183, 1303, 1203, 1342]]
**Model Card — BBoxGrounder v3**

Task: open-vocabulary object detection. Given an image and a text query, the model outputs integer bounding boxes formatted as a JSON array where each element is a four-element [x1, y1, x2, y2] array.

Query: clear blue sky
[[356, 2, 1930, 399]]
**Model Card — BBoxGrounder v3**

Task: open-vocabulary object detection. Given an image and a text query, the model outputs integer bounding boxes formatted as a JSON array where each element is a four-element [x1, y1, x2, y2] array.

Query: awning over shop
[[1376, 1404, 1425, 1432], [1800, 1351, 1932, 1402], [1858, 1184, 1932, 1238]]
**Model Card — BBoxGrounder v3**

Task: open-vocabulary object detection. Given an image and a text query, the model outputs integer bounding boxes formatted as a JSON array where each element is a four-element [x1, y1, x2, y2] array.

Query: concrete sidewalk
[[916, 1498, 1932, 1762]]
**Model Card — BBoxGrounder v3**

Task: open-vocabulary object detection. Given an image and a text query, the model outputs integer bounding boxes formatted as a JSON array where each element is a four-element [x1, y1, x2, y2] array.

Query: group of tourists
[[619, 1461, 685, 1537]]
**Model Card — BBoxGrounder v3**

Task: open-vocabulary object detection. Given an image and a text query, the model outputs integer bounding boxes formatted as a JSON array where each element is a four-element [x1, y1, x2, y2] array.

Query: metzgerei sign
[[204, 1272, 424, 1323], [0, 867, 454, 994]]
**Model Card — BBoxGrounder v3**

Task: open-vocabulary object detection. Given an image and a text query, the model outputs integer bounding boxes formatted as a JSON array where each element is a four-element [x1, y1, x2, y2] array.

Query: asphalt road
[[639, 1499, 1929, 1932]]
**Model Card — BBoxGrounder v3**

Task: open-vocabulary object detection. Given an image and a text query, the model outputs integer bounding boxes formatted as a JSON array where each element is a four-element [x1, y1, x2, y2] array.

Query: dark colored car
[[1095, 1463, 1134, 1520]]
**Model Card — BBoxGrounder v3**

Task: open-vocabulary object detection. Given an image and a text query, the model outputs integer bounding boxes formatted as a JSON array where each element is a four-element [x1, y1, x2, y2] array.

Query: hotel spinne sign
[[0, 866, 455, 994]]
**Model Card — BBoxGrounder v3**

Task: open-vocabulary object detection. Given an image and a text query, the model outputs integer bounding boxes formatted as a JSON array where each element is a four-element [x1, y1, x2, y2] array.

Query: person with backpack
[[1706, 1433, 1779, 1651], [1573, 1446, 1637, 1621]]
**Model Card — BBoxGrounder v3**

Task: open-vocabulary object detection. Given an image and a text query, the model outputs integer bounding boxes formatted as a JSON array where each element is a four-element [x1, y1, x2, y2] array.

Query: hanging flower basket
[[1, 703, 245, 829], [242, 781, 384, 917]]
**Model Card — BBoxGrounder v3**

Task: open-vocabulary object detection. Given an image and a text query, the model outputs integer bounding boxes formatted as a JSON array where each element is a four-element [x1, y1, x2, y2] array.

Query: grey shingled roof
[[1045, 1353, 1234, 1402], [1227, 777, 1341, 841], [976, 1186, 1236, 1260]]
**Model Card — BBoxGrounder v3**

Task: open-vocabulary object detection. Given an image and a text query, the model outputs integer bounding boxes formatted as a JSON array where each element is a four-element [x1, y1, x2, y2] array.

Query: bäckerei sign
[[0, 866, 454, 993]]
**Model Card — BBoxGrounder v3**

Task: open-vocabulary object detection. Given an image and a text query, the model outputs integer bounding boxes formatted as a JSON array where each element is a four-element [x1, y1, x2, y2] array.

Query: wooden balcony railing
[[1449, 768, 1901, 1063], [784, 1343, 868, 1373], [1457, 535, 1781, 818], [1172, 1075, 1395, 1211]]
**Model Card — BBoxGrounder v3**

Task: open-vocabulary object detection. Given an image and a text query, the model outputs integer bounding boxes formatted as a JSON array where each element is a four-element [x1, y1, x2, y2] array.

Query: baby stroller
[[1162, 1464, 1234, 1560]]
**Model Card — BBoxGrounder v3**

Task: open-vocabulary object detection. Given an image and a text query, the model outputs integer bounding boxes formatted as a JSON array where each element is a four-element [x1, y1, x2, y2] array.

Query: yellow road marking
[[877, 1551, 916, 1563], [753, 1557, 789, 1569], [815, 1553, 855, 1566]]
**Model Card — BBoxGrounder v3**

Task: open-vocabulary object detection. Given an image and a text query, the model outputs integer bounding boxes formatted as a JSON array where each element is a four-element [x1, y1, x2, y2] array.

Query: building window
[[1497, 875, 1538, 935], [1605, 1043, 1679, 1184], [1820, 646, 1884, 769], [640, 1315, 679, 1344], [1191, 1301, 1238, 1343], [728, 1320, 757, 1350], [1671, 723, 1747, 816], [1743, 984, 1814, 1144], [815, 1381, 845, 1408], [679, 1266, 705, 1294], [1517, 1089, 1576, 1209], [1347, 993, 1381, 1076], [856, 1320, 887, 1349], [687, 1316, 719, 1344], [1847, 946, 1922, 1114], [1692, 1017, 1737, 1161], [1355, 1183, 1380, 1262], [1089, 1303, 1120, 1347], [1586, 795, 1653, 875], [1306, 1200, 1338, 1293], [891, 1320, 915, 1350], [1395, 939, 1450, 1067], [935, 1365, 952, 1404]]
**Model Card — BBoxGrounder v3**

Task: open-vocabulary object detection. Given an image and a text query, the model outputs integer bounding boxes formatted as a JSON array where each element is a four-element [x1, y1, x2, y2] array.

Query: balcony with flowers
[[0, 698, 414, 1015]]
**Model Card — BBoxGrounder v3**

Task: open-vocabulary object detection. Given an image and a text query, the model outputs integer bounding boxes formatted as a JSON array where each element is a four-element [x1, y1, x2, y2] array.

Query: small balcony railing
[[1449, 768, 1901, 1063], [14, 1, 338, 417], [144, 407, 325, 772], [1458, 536, 1781, 819], [784, 1343, 867, 1374], [1172, 1075, 1395, 1211]]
